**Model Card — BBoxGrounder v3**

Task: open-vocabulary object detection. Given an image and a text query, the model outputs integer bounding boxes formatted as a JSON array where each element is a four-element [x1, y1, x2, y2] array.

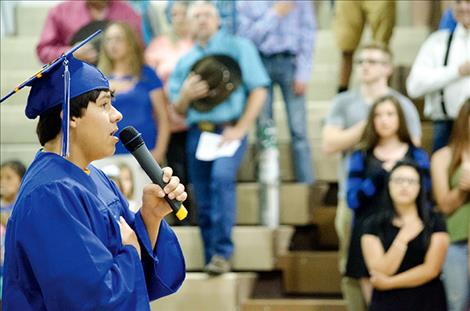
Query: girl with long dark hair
[[345, 95, 431, 303], [362, 161, 449, 311]]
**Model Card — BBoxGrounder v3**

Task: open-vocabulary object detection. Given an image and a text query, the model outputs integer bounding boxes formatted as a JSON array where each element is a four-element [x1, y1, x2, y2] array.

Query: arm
[[346, 151, 387, 210], [294, 2, 316, 83], [236, 3, 283, 46], [406, 32, 461, 98], [150, 89, 170, 163], [362, 218, 425, 276], [172, 73, 209, 115], [362, 234, 409, 276], [431, 148, 468, 215], [36, 9, 71, 63], [129, 168, 187, 300], [322, 121, 366, 154], [372, 232, 449, 290]]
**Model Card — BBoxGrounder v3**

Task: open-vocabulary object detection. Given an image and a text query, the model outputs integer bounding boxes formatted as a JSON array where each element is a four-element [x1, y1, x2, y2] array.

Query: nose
[[110, 106, 123, 123]]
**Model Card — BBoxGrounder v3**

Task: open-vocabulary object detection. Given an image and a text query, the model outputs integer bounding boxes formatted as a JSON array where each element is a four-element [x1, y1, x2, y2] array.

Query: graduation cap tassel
[[61, 58, 71, 157]]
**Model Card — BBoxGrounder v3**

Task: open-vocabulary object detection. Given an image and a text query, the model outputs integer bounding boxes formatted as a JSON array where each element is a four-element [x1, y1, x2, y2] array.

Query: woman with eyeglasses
[[345, 95, 432, 305], [361, 160, 449, 311], [431, 98, 470, 311]]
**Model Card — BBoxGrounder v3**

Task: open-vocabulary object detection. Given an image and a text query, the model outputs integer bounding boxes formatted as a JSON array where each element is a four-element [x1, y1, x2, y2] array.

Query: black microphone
[[119, 126, 188, 220]]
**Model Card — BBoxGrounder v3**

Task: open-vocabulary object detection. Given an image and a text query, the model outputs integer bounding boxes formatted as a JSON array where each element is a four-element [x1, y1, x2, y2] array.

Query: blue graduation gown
[[2, 151, 185, 310]]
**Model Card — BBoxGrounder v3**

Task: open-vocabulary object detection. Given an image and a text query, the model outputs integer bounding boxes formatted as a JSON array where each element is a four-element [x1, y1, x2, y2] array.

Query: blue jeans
[[186, 126, 248, 263], [442, 242, 469, 311], [433, 120, 454, 152], [259, 54, 315, 184]]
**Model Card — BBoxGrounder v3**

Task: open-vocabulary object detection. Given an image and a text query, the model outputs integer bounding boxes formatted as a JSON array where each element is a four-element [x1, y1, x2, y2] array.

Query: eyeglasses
[[354, 58, 388, 65], [390, 177, 420, 186]]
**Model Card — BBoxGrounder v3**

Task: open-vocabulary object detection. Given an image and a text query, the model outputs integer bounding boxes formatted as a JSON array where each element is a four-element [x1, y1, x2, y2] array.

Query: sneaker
[[204, 255, 231, 275]]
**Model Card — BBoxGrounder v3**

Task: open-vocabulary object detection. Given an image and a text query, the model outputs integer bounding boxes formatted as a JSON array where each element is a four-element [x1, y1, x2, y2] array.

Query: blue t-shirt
[[169, 30, 270, 125], [112, 65, 163, 154]]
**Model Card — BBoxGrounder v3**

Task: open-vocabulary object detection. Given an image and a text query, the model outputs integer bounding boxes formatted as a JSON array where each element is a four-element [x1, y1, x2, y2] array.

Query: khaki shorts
[[334, 0, 396, 52]]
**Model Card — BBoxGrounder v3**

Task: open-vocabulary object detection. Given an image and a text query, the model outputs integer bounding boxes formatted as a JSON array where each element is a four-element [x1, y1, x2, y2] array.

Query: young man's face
[[72, 91, 122, 162], [356, 49, 392, 84]]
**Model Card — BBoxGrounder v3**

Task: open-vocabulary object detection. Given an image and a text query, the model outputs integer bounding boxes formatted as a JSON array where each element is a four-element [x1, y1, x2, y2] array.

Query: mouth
[[110, 128, 119, 142]]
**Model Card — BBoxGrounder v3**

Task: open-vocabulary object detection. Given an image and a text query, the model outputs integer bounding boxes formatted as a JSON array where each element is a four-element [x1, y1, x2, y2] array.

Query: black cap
[[190, 54, 242, 112]]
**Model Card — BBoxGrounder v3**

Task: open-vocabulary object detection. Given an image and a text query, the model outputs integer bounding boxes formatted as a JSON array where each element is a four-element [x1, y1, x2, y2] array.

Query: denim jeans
[[442, 242, 469, 311], [259, 54, 315, 184], [186, 126, 248, 263], [433, 120, 454, 152]]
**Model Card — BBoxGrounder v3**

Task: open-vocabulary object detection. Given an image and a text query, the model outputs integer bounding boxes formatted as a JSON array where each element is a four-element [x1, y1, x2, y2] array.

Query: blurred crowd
[[0, 0, 469, 310]]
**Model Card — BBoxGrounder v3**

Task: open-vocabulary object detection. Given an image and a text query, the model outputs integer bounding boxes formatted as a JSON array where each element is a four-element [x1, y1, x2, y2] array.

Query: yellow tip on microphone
[[175, 204, 188, 220]]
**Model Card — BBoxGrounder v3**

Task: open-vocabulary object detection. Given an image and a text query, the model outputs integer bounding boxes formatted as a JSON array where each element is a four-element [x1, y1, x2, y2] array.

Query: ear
[[64, 110, 80, 129]]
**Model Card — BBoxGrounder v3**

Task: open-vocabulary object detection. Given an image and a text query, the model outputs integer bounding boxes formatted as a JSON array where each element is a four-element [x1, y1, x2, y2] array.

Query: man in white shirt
[[407, 0, 470, 152]]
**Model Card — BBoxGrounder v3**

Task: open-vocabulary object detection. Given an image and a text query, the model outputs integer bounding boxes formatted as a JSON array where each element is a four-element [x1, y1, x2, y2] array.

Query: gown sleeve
[[109, 177, 186, 301]]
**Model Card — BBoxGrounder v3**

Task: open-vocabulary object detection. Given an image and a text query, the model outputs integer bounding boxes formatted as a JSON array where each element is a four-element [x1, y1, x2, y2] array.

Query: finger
[[164, 176, 180, 194], [144, 184, 165, 197], [168, 183, 185, 200], [162, 167, 173, 183], [175, 191, 188, 202]]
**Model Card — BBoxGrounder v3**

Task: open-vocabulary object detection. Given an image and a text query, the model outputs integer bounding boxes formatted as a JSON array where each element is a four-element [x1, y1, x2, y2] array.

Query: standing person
[[431, 98, 470, 311], [99, 22, 170, 163], [37, 0, 142, 65], [362, 161, 449, 311], [407, 0, 470, 152], [346, 96, 431, 306], [145, 1, 194, 191], [169, 1, 269, 274], [322, 43, 422, 311], [1, 41, 187, 309], [334, 0, 395, 93], [237, 0, 316, 184]]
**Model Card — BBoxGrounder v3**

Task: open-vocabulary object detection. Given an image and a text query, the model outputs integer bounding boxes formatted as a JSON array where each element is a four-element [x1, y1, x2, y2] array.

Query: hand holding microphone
[[119, 126, 188, 220]]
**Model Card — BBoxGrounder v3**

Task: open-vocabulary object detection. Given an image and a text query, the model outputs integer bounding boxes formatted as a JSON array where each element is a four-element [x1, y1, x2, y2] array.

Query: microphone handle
[[131, 145, 187, 220]]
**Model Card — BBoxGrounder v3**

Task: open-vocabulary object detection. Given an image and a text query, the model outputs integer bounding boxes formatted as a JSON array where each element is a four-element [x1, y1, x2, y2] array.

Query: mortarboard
[[190, 54, 242, 112], [0, 30, 109, 157]]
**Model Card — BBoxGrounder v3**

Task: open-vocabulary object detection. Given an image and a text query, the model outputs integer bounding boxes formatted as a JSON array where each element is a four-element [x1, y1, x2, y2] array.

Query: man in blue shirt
[[169, 0, 270, 274], [237, 1, 316, 185]]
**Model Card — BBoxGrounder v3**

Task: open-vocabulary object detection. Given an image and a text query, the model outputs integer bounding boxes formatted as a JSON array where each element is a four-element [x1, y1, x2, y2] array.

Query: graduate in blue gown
[[0, 33, 187, 310]]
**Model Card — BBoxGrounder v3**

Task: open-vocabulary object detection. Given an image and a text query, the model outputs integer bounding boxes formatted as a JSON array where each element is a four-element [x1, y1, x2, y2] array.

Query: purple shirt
[[236, 0, 316, 82], [37, 0, 142, 64]]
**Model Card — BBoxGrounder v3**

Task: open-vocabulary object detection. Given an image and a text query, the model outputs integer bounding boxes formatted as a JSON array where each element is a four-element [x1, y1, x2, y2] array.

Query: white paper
[[195, 132, 241, 161]]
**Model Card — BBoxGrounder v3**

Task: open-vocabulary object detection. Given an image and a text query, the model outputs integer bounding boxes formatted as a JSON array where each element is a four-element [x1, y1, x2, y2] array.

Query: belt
[[197, 120, 237, 132], [261, 51, 296, 58]]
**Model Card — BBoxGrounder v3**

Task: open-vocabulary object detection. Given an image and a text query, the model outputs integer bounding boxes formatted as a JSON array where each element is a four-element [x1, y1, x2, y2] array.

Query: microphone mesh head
[[119, 126, 144, 152]]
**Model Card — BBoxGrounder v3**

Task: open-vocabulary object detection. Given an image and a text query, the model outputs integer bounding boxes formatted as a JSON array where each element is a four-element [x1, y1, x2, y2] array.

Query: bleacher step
[[242, 299, 346, 311], [278, 251, 341, 294], [151, 272, 257, 311], [173, 226, 294, 271]]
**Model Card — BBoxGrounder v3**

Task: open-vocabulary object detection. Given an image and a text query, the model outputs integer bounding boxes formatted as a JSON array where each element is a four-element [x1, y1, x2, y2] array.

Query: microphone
[[119, 126, 188, 220]]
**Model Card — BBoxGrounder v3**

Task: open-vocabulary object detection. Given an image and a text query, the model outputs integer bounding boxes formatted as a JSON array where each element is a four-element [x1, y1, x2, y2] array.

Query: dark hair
[[1, 160, 27, 179], [358, 95, 414, 152], [374, 160, 434, 248], [36, 89, 110, 146]]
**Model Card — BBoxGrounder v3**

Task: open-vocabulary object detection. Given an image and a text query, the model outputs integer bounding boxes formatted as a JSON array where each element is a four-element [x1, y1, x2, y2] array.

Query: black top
[[365, 212, 448, 311]]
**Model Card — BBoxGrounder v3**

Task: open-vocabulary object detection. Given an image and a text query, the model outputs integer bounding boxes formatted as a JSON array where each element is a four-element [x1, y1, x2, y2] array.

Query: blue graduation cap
[[0, 30, 109, 157]]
